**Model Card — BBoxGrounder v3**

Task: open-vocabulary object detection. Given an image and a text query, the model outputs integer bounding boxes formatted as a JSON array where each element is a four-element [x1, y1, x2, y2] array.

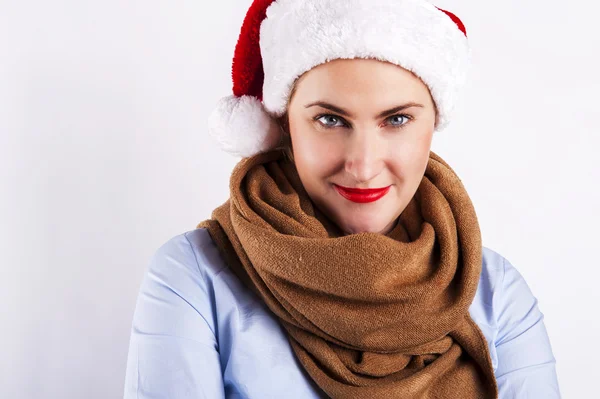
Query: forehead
[[291, 58, 432, 108]]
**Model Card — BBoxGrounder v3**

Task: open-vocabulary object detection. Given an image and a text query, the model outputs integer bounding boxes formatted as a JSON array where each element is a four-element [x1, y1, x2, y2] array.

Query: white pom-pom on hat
[[206, 0, 282, 158], [207, 94, 282, 158]]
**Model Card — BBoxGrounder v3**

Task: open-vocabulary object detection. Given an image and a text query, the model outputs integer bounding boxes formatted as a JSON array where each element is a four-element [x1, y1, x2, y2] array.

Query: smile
[[333, 184, 392, 203]]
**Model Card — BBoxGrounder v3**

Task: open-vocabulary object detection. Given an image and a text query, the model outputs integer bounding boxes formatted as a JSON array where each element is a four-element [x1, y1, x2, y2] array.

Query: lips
[[333, 184, 392, 203]]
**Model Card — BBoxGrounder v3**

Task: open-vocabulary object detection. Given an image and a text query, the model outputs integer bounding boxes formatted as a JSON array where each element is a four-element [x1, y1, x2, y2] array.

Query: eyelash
[[313, 113, 413, 130]]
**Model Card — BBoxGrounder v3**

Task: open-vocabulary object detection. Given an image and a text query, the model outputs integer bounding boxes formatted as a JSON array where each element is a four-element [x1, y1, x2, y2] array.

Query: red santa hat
[[208, 0, 470, 158]]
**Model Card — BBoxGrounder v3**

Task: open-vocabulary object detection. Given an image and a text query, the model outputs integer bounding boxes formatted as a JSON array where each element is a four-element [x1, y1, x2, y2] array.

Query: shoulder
[[479, 250, 560, 395], [477, 246, 538, 311], [469, 246, 505, 325], [136, 228, 231, 337], [148, 227, 228, 283], [125, 229, 227, 398], [477, 246, 549, 342], [182, 227, 229, 278], [472, 246, 542, 332]]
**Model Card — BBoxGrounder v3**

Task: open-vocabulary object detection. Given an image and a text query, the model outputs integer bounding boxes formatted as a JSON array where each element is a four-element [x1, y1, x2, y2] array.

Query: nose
[[344, 130, 384, 183]]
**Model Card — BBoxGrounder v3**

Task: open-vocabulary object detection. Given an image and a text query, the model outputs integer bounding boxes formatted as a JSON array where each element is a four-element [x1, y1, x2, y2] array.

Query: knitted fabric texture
[[197, 148, 498, 398]]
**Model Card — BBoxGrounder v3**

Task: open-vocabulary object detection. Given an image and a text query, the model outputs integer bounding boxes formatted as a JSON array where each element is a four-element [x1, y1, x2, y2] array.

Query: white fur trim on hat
[[207, 95, 282, 158], [259, 0, 471, 132]]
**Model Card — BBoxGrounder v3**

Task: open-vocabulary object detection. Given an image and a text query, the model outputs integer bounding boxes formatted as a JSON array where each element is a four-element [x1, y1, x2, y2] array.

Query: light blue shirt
[[123, 228, 561, 398]]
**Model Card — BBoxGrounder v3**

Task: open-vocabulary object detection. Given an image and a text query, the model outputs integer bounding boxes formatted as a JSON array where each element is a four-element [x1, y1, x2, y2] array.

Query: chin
[[314, 190, 398, 235]]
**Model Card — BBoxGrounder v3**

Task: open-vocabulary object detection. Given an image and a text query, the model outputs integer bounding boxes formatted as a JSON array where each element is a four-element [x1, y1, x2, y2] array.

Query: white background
[[1, 0, 598, 397]]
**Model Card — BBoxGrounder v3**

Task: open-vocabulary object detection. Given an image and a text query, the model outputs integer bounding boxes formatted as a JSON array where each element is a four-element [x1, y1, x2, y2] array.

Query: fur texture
[[207, 95, 282, 158]]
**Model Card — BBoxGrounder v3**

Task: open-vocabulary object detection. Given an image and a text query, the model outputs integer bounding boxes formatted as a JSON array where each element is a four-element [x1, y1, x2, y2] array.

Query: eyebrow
[[304, 101, 424, 119]]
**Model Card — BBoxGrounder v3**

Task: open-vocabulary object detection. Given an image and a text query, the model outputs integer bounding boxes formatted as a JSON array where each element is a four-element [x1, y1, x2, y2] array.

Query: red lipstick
[[333, 184, 391, 203]]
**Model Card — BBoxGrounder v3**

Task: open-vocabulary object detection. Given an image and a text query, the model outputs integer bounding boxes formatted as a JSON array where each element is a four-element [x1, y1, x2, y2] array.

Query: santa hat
[[208, 0, 471, 158]]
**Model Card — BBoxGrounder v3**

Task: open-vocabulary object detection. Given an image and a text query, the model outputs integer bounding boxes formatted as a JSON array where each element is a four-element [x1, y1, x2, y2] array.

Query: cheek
[[407, 134, 432, 164], [290, 125, 341, 183], [388, 129, 434, 181]]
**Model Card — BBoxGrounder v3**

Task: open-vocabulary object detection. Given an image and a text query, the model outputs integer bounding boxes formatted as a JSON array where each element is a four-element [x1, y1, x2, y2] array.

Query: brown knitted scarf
[[196, 148, 498, 398]]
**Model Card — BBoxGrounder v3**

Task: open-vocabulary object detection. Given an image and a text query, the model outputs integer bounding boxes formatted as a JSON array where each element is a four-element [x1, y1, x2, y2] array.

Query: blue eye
[[316, 114, 346, 128], [388, 114, 411, 127], [314, 114, 412, 129]]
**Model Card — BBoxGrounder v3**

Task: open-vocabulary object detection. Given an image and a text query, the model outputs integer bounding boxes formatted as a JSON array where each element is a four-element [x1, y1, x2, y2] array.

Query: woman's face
[[285, 58, 437, 235]]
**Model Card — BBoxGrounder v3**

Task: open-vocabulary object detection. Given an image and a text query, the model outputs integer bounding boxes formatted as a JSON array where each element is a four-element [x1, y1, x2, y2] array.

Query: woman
[[123, 0, 560, 398]]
